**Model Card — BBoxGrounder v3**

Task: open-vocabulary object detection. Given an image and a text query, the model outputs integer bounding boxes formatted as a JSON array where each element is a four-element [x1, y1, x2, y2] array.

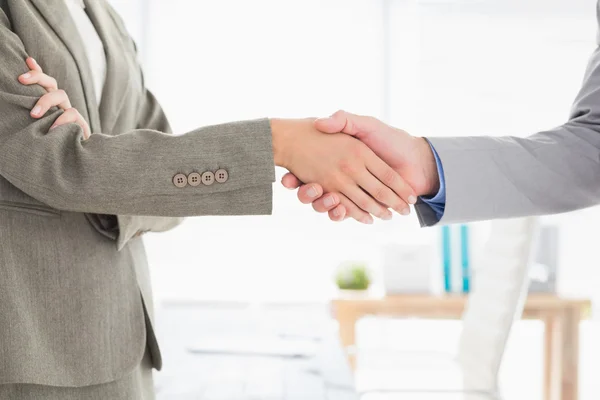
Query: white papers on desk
[[187, 337, 318, 359]]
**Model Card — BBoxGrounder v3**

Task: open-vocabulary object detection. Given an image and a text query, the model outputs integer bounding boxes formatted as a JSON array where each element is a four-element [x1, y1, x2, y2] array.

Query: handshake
[[270, 111, 440, 224]]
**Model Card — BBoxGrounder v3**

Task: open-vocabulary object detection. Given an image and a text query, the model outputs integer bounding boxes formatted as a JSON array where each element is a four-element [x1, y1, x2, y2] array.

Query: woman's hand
[[281, 173, 347, 221], [19, 57, 91, 139], [271, 118, 417, 224]]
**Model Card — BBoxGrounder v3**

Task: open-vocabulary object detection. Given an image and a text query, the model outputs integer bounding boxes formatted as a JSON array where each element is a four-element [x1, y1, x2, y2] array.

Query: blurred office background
[[109, 0, 599, 398]]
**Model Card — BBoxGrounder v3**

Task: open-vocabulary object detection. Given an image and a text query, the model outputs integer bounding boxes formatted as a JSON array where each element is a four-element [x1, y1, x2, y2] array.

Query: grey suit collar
[[29, 0, 131, 134], [84, 0, 132, 134], [30, 0, 101, 132]]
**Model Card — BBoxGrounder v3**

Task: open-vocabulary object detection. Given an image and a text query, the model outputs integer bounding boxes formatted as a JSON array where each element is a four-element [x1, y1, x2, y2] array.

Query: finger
[[314, 110, 380, 139], [364, 153, 416, 213], [342, 181, 393, 221], [296, 183, 324, 204], [50, 108, 91, 139], [76, 111, 92, 140], [26, 57, 43, 73], [357, 168, 409, 216], [281, 172, 303, 189], [30, 89, 71, 118], [312, 192, 341, 213], [49, 108, 78, 131], [328, 204, 346, 222], [338, 193, 373, 224], [19, 70, 58, 92]]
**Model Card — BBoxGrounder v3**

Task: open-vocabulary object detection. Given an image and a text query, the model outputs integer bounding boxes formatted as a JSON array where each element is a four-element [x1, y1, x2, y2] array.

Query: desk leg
[[544, 310, 581, 400], [544, 315, 560, 400], [560, 308, 580, 400], [337, 309, 359, 371]]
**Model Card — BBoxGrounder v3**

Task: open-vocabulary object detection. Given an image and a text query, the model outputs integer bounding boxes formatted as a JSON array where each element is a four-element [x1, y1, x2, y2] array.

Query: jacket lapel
[[29, 0, 102, 134], [84, 0, 131, 134]]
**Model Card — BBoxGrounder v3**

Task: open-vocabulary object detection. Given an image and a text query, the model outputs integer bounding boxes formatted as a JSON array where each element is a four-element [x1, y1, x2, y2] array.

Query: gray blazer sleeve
[[416, 3, 600, 227], [114, 88, 185, 249], [0, 11, 275, 217]]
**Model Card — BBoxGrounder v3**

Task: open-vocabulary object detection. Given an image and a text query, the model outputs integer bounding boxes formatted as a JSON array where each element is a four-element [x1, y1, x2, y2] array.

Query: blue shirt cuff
[[419, 140, 446, 220]]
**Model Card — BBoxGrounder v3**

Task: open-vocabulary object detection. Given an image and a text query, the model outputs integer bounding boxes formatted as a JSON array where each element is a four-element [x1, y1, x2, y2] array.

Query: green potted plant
[[335, 261, 371, 292]]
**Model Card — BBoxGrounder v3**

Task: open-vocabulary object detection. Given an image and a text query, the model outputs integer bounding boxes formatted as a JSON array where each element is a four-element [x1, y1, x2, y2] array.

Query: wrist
[[270, 119, 292, 168], [415, 137, 440, 197]]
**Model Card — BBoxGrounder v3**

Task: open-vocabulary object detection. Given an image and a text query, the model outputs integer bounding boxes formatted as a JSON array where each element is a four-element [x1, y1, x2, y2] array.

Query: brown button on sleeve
[[215, 169, 229, 183], [187, 172, 202, 187], [202, 171, 215, 186], [173, 173, 188, 188]]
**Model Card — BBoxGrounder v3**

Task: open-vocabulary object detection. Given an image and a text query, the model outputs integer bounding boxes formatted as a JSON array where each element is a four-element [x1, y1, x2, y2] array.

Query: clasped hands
[[271, 111, 440, 224]]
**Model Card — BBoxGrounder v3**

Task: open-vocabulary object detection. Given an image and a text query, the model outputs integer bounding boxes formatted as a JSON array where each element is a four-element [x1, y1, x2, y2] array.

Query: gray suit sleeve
[[114, 90, 186, 248], [0, 11, 275, 217], [416, 5, 600, 227]]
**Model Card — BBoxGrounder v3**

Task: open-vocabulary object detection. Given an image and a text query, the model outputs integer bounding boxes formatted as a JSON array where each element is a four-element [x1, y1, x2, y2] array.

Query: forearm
[[422, 122, 600, 225], [0, 113, 276, 216]]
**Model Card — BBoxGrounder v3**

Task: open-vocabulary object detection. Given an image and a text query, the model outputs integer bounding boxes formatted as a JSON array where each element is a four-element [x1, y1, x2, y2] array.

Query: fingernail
[[31, 58, 38, 65], [323, 196, 335, 207], [306, 186, 318, 198], [31, 106, 41, 116], [408, 195, 417, 205], [332, 208, 341, 217], [21, 73, 31, 79], [50, 124, 57, 130], [401, 208, 411, 216], [362, 216, 374, 224], [382, 213, 392, 221]]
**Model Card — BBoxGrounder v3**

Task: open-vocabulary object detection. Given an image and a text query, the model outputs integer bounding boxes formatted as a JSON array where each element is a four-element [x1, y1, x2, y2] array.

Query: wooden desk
[[331, 294, 591, 400]]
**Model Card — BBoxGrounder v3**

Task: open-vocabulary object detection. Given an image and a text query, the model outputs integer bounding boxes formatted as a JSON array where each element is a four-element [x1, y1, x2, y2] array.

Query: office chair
[[358, 217, 539, 400]]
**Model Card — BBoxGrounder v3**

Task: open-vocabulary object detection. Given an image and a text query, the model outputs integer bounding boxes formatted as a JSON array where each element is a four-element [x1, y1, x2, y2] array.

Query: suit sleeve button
[[215, 169, 228, 183], [187, 172, 202, 187], [202, 171, 215, 186], [173, 173, 188, 188]]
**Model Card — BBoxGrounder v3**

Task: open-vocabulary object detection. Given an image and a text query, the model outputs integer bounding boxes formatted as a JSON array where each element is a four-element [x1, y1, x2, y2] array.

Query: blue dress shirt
[[420, 141, 446, 221]]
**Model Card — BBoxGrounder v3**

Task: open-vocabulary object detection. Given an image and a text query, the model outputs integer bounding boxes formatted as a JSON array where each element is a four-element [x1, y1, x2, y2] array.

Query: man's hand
[[281, 110, 439, 222], [270, 118, 418, 224]]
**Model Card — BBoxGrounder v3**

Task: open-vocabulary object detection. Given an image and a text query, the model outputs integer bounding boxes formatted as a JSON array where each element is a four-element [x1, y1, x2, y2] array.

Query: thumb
[[314, 110, 348, 134], [314, 110, 379, 139]]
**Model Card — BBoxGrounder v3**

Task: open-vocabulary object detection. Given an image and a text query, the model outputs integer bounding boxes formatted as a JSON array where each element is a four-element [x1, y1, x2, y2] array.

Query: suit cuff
[[418, 139, 446, 221]]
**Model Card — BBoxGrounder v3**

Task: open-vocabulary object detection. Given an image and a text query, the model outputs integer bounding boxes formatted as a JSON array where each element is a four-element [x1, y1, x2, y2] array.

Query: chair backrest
[[456, 217, 539, 393]]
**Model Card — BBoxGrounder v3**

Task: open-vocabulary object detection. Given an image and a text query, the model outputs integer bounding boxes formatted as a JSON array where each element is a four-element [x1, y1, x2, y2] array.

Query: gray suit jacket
[[416, 1, 600, 227], [0, 0, 274, 387]]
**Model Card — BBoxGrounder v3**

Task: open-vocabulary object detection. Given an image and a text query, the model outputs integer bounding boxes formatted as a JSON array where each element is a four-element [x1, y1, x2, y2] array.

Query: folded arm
[[0, 12, 275, 217]]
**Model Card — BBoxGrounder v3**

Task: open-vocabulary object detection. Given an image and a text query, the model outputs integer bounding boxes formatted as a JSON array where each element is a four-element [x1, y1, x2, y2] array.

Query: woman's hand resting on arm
[[18, 57, 91, 139]]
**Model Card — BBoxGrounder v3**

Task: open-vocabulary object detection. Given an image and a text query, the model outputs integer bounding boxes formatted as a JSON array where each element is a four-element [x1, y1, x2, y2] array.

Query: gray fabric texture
[[0, 347, 154, 400]]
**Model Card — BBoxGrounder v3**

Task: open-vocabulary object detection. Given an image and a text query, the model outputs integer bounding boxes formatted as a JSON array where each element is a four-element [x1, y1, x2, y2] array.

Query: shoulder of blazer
[[102, 0, 139, 54], [103, 1, 130, 37], [0, 0, 12, 28]]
